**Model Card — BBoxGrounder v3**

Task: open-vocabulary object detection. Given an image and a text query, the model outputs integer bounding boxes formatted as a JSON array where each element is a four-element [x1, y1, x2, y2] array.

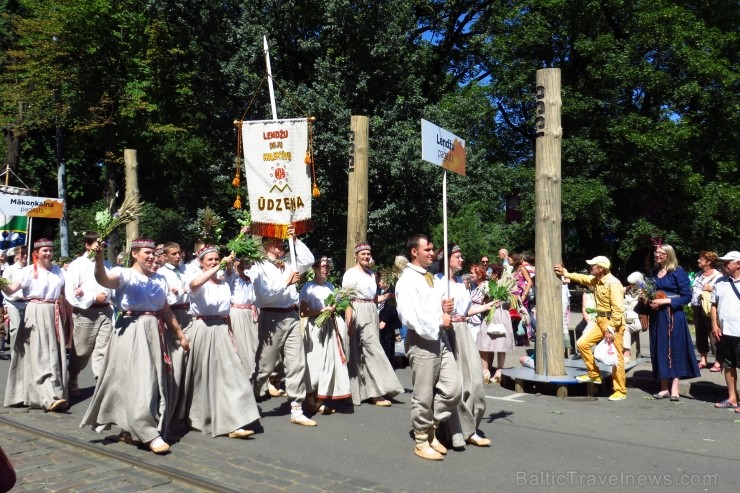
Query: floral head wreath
[[131, 238, 156, 249], [33, 238, 53, 249], [354, 242, 371, 254], [197, 245, 218, 260]]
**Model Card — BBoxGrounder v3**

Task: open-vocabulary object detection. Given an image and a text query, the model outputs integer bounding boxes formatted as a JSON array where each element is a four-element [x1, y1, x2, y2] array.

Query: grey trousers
[[69, 306, 113, 382], [6, 303, 26, 351], [405, 329, 462, 433], [252, 310, 307, 404]]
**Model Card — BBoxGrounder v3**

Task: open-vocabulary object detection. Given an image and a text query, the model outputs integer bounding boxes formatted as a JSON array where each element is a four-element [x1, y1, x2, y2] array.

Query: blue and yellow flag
[[0, 216, 28, 250]]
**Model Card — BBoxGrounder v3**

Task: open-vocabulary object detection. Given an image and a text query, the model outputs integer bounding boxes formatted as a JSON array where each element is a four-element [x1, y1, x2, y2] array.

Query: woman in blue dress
[[645, 244, 700, 401]]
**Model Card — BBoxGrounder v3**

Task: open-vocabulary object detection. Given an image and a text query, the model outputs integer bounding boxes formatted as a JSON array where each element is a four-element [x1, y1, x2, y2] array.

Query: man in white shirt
[[1, 245, 27, 357], [184, 240, 205, 277], [64, 232, 113, 396], [395, 234, 461, 460], [158, 242, 191, 328], [251, 227, 316, 426], [711, 251, 740, 409]]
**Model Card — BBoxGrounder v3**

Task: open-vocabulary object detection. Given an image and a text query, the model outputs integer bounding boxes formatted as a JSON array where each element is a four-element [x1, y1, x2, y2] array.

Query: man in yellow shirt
[[554, 256, 626, 401]]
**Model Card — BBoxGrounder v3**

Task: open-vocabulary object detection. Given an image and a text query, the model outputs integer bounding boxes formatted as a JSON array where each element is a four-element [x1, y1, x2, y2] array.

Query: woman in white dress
[[178, 246, 261, 439], [2, 238, 67, 412], [300, 256, 351, 414], [470, 263, 512, 384], [435, 244, 490, 448], [342, 242, 403, 406], [80, 238, 189, 454]]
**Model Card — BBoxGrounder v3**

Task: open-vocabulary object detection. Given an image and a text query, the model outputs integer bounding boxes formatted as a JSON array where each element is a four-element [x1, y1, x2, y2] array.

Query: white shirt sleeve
[[395, 267, 443, 341]]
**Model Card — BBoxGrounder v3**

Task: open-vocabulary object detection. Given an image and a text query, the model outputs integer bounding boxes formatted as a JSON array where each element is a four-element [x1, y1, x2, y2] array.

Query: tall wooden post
[[124, 149, 140, 257], [345, 116, 369, 269], [534, 68, 565, 383]]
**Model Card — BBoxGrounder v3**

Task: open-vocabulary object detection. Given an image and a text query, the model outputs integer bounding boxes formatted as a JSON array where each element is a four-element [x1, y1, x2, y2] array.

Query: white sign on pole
[[421, 118, 466, 176], [0, 194, 64, 219]]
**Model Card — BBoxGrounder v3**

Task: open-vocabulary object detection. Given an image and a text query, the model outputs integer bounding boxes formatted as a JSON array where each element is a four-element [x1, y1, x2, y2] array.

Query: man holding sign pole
[[396, 234, 461, 461]]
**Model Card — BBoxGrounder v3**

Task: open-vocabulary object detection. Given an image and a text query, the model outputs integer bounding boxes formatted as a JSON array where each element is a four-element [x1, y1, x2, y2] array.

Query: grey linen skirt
[[442, 321, 487, 447], [177, 318, 260, 437], [80, 314, 172, 444], [348, 302, 403, 405], [304, 315, 351, 400], [4, 302, 67, 410]]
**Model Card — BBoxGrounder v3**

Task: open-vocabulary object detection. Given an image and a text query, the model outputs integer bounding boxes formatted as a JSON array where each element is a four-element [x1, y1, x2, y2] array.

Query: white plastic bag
[[487, 323, 506, 338], [593, 339, 618, 366]]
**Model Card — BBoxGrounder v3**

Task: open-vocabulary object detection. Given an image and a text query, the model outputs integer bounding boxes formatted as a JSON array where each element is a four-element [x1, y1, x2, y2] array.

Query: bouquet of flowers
[[636, 277, 664, 302], [0, 277, 9, 288], [219, 211, 265, 269], [314, 286, 361, 327], [486, 270, 518, 323], [88, 195, 143, 258]]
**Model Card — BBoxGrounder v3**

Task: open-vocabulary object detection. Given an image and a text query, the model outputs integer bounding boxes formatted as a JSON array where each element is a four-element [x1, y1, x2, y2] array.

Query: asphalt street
[[1, 327, 739, 492]]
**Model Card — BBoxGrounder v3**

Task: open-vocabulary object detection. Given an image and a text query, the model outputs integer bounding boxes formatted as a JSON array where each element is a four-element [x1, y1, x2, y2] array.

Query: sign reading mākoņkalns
[[0, 194, 64, 219], [421, 119, 466, 176], [241, 118, 313, 238]]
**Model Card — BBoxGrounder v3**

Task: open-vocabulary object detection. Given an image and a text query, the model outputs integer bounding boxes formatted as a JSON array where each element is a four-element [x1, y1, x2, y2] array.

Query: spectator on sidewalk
[[554, 256, 627, 401], [711, 251, 740, 410]]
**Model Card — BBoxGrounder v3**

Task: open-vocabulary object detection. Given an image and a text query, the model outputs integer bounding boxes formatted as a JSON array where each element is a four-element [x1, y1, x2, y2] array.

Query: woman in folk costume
[[2, 238, 68, 412], [434, 244, 490, 449], [473, 263, 515, 384], [342, 242, 403, 406], [80, 238, 189, 454], [177, 246, 260, 439], [299, 256, 351, 414], [226, 258, 259, 373]]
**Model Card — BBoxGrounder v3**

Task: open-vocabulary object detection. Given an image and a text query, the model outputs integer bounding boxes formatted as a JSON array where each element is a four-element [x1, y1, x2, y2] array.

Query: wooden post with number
[[345, 116, 369, 269], [534, 69, 566, 393], [124, 149, 140, 258]]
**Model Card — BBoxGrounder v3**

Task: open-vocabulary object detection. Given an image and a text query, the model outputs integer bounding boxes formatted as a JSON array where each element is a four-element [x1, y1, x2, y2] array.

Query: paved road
[[1, 329, 738, 492]]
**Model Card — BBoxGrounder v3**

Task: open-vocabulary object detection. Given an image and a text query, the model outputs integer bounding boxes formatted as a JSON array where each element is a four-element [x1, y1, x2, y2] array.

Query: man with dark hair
[[64, 231, 113, 396], [395, 234, 461, 460], [251, 227, 317, 426], [1, 246, 28, 359], [0, 246, 28, 359], [185, 240, 206, 276]]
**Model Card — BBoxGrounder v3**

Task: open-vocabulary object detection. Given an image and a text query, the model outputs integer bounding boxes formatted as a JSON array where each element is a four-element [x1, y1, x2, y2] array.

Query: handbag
[[593, 339, 618, 366], [699, 291, 712, 317], [487, 323, 506, 338]]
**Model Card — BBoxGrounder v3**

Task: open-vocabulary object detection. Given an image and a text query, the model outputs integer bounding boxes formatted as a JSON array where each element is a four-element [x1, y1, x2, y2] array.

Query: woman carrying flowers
[[642, 243, 700, 401], [299, 256, 352, 414], [81, 238, 189, 454], [177, 246, 261, 439]]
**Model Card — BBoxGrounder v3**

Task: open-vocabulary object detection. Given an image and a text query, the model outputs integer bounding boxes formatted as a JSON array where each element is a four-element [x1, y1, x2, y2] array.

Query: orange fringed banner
[[249, 219, 314, 239]]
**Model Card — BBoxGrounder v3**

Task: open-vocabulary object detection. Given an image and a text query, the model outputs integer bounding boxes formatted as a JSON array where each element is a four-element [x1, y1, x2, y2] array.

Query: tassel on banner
[[233, 194, 242, 209], [307, 118, 320, 198]]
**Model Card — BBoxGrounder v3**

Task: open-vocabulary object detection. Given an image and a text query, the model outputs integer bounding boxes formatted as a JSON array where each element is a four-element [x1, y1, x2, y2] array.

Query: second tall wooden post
[[345, 116, 369, 269]]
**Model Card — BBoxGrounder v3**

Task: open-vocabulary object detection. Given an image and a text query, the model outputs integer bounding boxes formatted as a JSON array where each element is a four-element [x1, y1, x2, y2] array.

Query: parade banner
[[0, 194, 64, 219], [0, 216, 27, 251], [241, 118, 313, 238], [421, 118, 466, 176]]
